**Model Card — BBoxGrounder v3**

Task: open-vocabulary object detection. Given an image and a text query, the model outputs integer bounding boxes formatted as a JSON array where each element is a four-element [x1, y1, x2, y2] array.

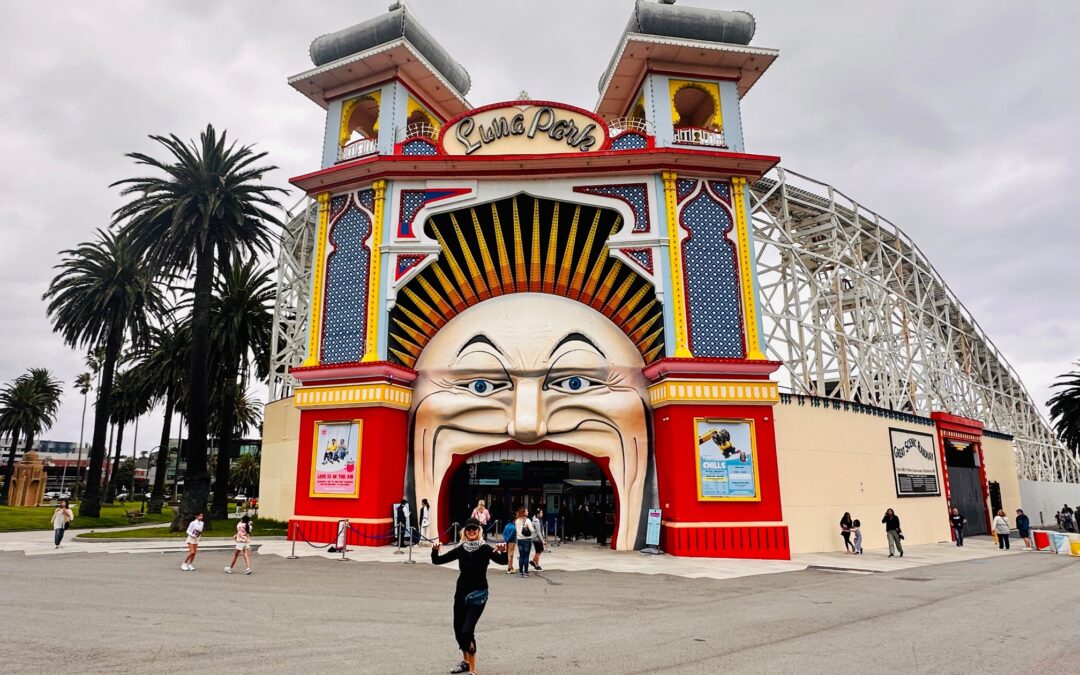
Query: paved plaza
[[1, 531, 1079, 674]]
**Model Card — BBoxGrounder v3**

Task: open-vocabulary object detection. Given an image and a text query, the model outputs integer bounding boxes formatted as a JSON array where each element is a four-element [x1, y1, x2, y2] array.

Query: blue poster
[[696, 419, 757, 500]]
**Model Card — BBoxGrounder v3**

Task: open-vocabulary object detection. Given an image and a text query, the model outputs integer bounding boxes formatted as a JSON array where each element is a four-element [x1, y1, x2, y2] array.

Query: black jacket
[[432, 543, 509, 594], [882, 514, 901, 532]]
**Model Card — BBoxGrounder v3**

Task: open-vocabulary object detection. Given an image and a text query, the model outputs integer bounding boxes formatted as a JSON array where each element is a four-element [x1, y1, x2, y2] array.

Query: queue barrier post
[[405, 526, 416, 564], [336, 519, 350, 561], [287, 522, 299, 559], [394, 522, 404, 554]]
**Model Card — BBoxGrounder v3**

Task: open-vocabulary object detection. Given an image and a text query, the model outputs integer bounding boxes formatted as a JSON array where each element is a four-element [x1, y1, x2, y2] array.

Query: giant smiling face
[[411, 293, 650, 549]]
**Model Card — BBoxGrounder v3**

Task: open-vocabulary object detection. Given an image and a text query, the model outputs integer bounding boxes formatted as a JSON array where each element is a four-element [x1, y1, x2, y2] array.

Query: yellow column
[[302, 192, 332, 366], [731, 177, 766, 360], [661, 171, 693, 358], [361, 180, 387, 362]]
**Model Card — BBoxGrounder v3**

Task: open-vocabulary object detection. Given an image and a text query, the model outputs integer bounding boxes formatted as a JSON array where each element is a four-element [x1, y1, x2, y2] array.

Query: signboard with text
[[889, 428, 941, 497], [646, 508, 662, 547], [441, 101, 608, 156], [694, 419, 760, 501], [310, 420, 362, 498]]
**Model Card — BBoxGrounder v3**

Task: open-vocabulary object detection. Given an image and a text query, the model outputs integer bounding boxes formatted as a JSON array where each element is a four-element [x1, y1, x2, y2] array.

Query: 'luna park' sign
[[441, 102, 609, 156]]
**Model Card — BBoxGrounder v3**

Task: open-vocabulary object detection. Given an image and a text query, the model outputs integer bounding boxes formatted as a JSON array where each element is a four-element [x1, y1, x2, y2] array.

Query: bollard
[[287, 522, 299, 559], [404, 526, 416, 565], [394, 522, 404, 554], [336, 519, 350, 561]]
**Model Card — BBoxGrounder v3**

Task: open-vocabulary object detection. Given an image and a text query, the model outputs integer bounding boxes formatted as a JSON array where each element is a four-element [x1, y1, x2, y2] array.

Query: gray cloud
[[1, 0, 1076, 456]]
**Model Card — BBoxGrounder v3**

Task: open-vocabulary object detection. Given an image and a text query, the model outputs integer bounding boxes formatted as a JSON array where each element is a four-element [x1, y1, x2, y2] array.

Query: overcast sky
[[1, 0, 1077, 458]]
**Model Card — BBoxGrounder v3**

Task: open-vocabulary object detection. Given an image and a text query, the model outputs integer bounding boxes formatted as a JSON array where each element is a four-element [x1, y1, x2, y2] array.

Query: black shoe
[[532, 564, 542, 571], [450, 661, 469, 674], [888, 554, 894, 557], [899, 552, 903, 557]]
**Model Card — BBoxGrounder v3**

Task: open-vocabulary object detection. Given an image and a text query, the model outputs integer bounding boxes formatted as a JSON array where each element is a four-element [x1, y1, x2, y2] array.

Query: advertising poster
[[695, 419, 759, 501], [310, 420, 362, 498], [888, 428, 940, 497]]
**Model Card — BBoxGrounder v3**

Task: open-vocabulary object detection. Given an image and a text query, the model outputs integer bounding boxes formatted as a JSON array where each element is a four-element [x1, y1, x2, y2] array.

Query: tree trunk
[[176, 244, 214, 530], [79, 328, 122, 518], [148, 389, 174, 514], [0, 428, 22, 505], [211, 367, 238, 520], [105, 420, 126, 503]]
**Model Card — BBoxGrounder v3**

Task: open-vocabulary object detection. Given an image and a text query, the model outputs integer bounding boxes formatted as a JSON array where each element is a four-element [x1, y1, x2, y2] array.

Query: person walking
[[471, 500, 491, 539], [181, 512, 204, 571], [1015, 509, 1032, 550], [949, 507, 967, 546], [51, 499, 73, 548], [993, 510, 1011, 550], [501, 518, 517, 575], [431, 518, 508, 675], [420, 498, 431, 546], [840, 512, 855, 553], [514, 507, 537, 577], [851, 519, 863, 554], [225, 515, 253, 575], [530, 507, 547, 571], [882, 508, 903, 558], [1061, 504, 1075, 532]]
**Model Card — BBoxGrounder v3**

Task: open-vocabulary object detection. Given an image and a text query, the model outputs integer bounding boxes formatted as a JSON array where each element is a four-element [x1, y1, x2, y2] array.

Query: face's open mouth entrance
[[446, 448, 618, 547]]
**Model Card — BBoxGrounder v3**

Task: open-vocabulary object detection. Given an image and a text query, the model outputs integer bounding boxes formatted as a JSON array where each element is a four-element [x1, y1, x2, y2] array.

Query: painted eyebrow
[[548, 332, 606, 359], [456, 333, 506, 357]]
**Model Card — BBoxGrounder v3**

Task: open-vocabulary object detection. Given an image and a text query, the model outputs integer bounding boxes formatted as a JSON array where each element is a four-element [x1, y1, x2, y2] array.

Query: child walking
[[181, 512, 204, 571], [851, 519, 863, 554], [225, 515, 253, 575]]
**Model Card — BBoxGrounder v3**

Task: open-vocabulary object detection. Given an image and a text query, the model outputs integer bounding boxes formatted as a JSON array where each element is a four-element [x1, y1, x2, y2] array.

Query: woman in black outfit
[[432, 517, 509, 674], [840, 512, 855, 553]]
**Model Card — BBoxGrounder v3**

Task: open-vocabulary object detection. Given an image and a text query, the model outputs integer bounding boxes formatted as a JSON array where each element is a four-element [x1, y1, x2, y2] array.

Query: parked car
[[44, 491, 70, 501]]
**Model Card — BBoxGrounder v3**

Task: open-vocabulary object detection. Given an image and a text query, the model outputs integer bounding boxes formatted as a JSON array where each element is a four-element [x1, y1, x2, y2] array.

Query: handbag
[[898, 532, 904, 541], [464, 590, 488, 606]]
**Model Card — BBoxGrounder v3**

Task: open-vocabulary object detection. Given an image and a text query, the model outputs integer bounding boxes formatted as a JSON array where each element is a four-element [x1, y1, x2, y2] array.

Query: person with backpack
[[431, 518, 508, 675], [514, 506, 538, 578]]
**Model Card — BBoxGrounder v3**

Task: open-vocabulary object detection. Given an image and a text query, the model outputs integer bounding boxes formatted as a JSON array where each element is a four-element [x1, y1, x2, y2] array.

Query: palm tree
[[1049, 363, 1080, 457], [43, 229, 164, 517], [113, 125, 283, 527], [129, 323, 190, 514], [0, 370, 62, 505], [104, 369, 148, 503], [229, 453, 260, 498], [207, 260, 274, 518], [69, 372, 93, 499]]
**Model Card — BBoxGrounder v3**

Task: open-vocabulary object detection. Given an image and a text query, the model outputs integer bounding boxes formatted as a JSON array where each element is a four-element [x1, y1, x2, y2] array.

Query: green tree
[[43, 229, 164, 517], [71, 372, 93, 500], [129, 322, 190, 514], [0, 369, 63, 505], [113, 125, 283, 528], [229, 453, 260, 496], [104, 369, 149, 503], [1049, 363, 1080, 457], [207, 260, 274, 519]]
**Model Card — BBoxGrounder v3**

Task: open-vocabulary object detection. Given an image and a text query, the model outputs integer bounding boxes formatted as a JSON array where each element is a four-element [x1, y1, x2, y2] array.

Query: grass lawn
[[78, 518, 288, 539], [0, 502, 175, 532]]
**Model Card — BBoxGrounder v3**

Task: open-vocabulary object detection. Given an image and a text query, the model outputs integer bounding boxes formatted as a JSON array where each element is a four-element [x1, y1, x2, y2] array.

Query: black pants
[[841, 531, 854, 551], [453, 591, 486, 653], [998, 533, 1010, 550], [953, 527, 964, 546]]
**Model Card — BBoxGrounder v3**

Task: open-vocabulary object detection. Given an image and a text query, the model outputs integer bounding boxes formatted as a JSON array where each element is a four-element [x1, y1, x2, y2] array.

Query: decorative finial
[[517, 90, 530, 101]]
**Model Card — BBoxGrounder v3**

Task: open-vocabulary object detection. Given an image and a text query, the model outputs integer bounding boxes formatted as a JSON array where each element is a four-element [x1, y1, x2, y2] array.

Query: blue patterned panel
[[356, 188, 374, 212], [681, 189, 744, 358], [398, 190, 426, 238], [402, 139, 438, 156], [676, 178, 698, 203], [610, 132, 648, 150], [321, 203, 371, 364], [573, 184, 650, 233], [707, 180, 731, 203]]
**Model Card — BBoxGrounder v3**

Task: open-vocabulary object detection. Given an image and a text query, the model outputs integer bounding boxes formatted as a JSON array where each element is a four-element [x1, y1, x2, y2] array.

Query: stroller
[[1059, 512, 1075, 533]]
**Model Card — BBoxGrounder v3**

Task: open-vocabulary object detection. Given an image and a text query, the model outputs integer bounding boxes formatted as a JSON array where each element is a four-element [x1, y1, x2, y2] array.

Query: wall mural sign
[[441, 101, 608, 156], [889, 428, 940, 497], [311, 420, 362, 498], [695, 418, 759, 501]]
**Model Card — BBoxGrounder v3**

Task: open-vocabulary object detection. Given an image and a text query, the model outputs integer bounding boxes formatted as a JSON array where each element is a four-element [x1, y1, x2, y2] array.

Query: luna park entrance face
[[447, 452, 616, 543]]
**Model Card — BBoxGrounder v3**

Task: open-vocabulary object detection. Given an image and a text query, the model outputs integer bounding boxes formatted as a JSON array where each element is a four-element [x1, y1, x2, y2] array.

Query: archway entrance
[[446, 449, 618, 548]]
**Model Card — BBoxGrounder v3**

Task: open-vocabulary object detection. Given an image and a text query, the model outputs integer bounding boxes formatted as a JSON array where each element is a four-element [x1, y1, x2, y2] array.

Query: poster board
[[694, 418, 760, 501], [888, 428, 941, 497], [310, 420, 362, 498]]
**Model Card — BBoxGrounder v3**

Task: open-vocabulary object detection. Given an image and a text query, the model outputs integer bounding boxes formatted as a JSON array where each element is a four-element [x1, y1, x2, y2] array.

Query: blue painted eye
[[549, 375, 602, 394], [456, 379, 509, 396]]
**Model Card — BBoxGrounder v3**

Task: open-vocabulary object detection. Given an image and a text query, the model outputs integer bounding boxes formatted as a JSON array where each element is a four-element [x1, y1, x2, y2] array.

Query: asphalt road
[[1, 548, 1078, 674]]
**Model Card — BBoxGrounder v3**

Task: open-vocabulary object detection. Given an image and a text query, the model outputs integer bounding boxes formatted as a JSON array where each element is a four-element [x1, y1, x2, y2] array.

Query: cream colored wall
[[774, 403, 951, 554], [259, 398, 300, 523], [982, 435, 1021, 516]]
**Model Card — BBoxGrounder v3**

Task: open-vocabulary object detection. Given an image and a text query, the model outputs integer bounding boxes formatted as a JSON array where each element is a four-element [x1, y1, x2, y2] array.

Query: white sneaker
[[244, 569, 252, 575], [224, 567, 233, 574], [187, 565, 196, 571], [181, 563, 190, 571]]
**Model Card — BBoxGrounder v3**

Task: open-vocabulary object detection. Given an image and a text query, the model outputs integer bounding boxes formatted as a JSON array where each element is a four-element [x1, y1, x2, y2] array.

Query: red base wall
[[288, 518, 395, 547], [662, 524, 790, 559]]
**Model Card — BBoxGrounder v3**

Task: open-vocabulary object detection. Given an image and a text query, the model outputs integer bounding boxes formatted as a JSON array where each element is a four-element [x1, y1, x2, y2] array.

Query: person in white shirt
[[181, 512, 204, 571], [51, 499, 73, 548], [992, 510, 1011, 550], [225, 515, 253, 575], [530, 507, 548, 571], [419, 498, 431, 546]]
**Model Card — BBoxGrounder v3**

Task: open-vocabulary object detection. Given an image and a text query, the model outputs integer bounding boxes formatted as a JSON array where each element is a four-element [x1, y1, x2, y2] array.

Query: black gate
[[949, 467, 988, 536]]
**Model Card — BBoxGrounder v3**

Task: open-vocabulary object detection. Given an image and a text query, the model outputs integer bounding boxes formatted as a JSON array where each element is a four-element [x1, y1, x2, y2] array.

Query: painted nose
[[507, 378, 546, 444]]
